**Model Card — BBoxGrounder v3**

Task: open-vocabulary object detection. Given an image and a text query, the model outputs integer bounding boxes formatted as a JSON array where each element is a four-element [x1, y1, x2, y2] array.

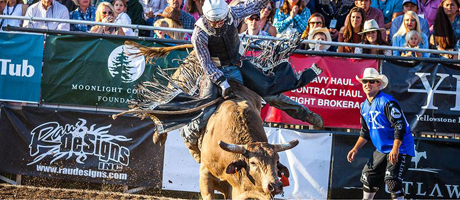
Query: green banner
[[42, 35, 190, 109]]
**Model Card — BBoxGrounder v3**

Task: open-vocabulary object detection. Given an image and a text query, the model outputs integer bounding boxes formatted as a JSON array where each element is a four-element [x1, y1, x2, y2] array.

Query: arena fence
[[1, 15, 460, 59]]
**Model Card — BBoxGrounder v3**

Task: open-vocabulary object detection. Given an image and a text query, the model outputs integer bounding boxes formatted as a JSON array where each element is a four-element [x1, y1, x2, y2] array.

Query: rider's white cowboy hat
[[355, 68, 388, 90], [203, 0, 229, 22], [358, 19, 385, 35]]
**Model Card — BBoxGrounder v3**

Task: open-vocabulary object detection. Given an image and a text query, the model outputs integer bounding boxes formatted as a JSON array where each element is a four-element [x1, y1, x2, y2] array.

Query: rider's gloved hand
[[216, 77, 234, 99]]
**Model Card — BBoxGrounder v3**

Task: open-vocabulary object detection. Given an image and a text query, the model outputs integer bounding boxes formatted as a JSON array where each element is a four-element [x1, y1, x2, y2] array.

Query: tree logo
[[108, 45, 145, 83]]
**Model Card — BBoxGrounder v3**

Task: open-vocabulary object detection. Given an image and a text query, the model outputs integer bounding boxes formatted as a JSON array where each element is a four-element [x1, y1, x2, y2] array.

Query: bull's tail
[[124, 41, 193, 59]]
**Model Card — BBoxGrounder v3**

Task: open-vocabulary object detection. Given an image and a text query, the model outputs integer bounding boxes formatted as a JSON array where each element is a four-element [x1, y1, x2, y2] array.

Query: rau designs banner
[[41, 35, 190, 109], [261, 56, 378, 129], [0, 32, 43, 103], [0, 105, 164, 187]]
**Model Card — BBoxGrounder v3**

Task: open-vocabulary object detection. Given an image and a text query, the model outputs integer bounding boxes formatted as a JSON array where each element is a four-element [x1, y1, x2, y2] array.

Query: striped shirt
[[69, 6, 96, 32], [191, 0, 269, 83]]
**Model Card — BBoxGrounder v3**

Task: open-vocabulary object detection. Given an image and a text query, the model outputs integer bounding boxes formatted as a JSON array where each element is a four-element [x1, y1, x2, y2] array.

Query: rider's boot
[[304, 111, 324, 128]]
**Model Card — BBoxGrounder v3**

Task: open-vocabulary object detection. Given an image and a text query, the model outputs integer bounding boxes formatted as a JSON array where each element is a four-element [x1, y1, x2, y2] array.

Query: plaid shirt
[[191, 0, 269, 83], [69, 6, 96, 32], [273, 8, 310, 34], [180, 10, 196, 30]]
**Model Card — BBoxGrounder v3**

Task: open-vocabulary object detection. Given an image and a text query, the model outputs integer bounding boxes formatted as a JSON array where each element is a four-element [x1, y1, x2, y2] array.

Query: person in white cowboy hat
[[307, 27, 332, 51], [354, 19, 392, 56], [347, 68, 414, 200]]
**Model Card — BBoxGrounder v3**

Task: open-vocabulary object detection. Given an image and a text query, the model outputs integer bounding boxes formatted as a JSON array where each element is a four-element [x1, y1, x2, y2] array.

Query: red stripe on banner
[[260, 55, 379, 129]]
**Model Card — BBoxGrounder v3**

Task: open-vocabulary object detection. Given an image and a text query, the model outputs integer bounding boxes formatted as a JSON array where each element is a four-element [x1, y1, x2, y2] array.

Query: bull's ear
[[226, 160, 247, 174], [277, 161, 290, 178]]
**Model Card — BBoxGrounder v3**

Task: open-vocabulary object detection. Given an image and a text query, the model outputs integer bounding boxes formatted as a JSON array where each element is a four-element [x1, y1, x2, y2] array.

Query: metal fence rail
[[1, 15, 459, 57]]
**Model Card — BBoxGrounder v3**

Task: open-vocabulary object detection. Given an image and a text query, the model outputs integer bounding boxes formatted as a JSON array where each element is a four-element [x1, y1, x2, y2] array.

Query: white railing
[[1, 15, 459, 57]]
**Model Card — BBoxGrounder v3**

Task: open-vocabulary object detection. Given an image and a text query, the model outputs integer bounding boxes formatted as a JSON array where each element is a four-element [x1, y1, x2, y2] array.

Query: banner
[[41, 35, 190, 109], [0, 32, 43, 103], [261, 56, 378, 129], [0, 105, 164, 187], [329, 134, 460, 199], [382, 61, 460, 133], [162, 128, 332, 199]]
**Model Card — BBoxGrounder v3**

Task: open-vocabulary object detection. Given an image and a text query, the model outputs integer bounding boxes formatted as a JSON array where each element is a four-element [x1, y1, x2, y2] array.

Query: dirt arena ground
[[0, 175, 198, 199]]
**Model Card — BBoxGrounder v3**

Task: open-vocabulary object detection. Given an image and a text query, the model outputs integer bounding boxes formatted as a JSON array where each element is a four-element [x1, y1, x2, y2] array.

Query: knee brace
[[363, 184, 379, 193], [385, 179, 404, 199]]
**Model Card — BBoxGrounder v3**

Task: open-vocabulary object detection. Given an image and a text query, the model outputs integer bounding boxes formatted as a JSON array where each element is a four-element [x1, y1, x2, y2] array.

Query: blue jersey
[[360, 92, 415, 156]]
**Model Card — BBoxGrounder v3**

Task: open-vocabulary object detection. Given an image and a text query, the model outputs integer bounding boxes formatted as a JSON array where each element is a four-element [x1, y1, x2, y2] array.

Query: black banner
[[381, 61, 460, 133], [330, 134, 460, 199], [0, 105, 164, 188]]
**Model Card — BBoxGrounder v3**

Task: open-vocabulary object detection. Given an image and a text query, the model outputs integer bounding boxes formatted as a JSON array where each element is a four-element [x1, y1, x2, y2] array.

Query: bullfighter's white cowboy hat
[[355, 68, 388, 90]]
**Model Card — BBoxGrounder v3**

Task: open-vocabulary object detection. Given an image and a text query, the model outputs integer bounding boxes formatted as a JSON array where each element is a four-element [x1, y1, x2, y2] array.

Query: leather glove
[[219, 80, 234, 99]]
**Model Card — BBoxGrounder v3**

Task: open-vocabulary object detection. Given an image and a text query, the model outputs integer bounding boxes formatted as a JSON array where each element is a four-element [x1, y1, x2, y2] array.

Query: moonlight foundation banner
[[41, 34, 190, 109]]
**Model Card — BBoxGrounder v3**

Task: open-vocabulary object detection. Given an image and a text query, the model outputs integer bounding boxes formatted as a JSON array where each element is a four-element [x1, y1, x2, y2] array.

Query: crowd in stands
[[1, 0, 459, 59]]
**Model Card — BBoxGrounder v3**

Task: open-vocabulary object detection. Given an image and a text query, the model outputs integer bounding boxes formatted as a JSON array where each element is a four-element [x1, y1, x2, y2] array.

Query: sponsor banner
[[0, 32, 43, 103], [261, 56, 378, 129], [382, 61, 460, 133], [41, 34, 190, 109], [330, 134, 460, 199], [0, 106, 164, 187], [162, 128, 332, 199]]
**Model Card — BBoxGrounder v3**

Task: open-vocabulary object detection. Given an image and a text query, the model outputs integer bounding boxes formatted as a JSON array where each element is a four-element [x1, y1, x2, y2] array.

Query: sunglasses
[[362, 80, 378, 84], [249, 16, 260, 21], [265, 6, 272, 11], [309, 21, 323, 25], [103, 11, 113, 15]]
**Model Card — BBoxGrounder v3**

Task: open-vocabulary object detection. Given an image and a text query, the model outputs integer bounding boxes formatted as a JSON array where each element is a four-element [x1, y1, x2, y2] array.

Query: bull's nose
[[268, 182, 283, 194]]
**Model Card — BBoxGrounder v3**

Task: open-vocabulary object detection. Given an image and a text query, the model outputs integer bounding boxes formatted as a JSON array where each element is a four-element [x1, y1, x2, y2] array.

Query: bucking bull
[[113, 41, 305, 199]]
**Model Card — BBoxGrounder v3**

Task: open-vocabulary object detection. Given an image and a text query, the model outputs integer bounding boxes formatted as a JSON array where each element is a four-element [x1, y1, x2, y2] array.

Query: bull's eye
[[250, 161, 257, 166]]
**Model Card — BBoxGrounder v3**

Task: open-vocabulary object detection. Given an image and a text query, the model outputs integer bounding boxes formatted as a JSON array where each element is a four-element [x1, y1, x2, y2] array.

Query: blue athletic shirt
[[360, 91, 415, 156]]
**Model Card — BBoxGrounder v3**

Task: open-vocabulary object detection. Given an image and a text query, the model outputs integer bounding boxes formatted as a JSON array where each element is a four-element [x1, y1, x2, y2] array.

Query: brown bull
[[120, 42, 298, 199], [199, 82, 298, 199]]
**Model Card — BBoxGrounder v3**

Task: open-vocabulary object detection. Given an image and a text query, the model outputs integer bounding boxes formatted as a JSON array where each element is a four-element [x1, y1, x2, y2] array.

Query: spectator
[[0, 0, 6, 29], [183, 0, 203, 21], [90, 2, 124, 35], [273, 0, 310, 37], [69, 0, 96, 32], [354, 0, 386, 40], [338, 7, 365, 53], [439, 0, 460, 41], [307, 27, 332, 51], [392, 11, 429, 57], [258, 0, 276, 36], [24, 0, 70, 30], [370, 0, 403, 29], [2, 0, 28, 27], [153, 18, 171, 38], [300, 13, 325, 39], [126, 0, 145, 26], [244, 13, 270, 37], [417, 0, 442, 28], [157, 6, 184, 39], [147, 0, 194, 30], [400, 30, 423, 57], [144, 0, 167, 18], [315, 0, 354, 40], [389, 0, 429, 42], [239, 1, 277, 36], [355, 19, 392, 55], [113, 0, 134, 35], [430, 1, 459, 59]]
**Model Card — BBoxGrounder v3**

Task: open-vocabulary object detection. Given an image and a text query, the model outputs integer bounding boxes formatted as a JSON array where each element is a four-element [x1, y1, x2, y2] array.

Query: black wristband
[[215, 76, 226, 86]]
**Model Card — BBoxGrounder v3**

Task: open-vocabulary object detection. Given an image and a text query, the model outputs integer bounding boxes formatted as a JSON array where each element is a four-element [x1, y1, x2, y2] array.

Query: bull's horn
[[218, 141, 247, 154], [273, 139, 299, 153]]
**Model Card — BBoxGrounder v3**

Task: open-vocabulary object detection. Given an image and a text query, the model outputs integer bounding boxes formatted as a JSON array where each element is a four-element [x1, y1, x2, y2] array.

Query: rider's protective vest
[[196, 18, 241, 67]]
